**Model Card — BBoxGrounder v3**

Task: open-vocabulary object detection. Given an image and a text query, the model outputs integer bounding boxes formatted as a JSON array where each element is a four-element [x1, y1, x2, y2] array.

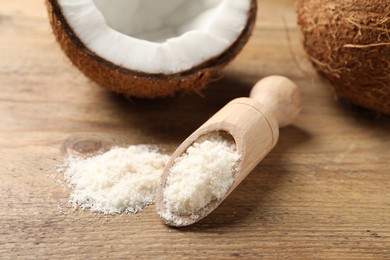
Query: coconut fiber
[[297, 0, 390, 115]]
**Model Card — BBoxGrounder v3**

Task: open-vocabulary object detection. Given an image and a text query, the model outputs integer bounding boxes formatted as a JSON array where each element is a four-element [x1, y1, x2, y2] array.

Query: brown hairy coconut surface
[[297, 0, 390, 115], [46, 0, 257, 99]]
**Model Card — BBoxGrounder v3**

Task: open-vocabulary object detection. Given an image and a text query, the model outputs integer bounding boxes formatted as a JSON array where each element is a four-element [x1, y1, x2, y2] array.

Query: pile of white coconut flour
[[60, 132, 240, 218], [61, 145, 170, 214]]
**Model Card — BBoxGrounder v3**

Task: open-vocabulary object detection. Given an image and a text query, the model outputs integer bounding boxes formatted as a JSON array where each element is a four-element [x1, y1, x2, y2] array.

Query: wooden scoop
[[156, 75, 301, 227]]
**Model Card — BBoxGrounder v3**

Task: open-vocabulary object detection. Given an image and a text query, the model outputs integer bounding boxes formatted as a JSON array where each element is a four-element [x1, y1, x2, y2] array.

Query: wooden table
[[1, 0, 389, 258]]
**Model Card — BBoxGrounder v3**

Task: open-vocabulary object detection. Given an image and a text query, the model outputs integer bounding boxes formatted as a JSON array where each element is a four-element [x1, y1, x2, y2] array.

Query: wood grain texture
[[0, 0, 389, 259]]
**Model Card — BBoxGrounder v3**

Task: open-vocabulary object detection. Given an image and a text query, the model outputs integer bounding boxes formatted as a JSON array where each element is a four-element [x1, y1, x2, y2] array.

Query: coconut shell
[[297, 0, 390, 115], [46, 0, 257, 99]]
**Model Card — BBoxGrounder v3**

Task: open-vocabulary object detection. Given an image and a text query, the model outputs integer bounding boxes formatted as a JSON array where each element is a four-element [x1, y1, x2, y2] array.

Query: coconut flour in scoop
[[161, 133, 241, 224]]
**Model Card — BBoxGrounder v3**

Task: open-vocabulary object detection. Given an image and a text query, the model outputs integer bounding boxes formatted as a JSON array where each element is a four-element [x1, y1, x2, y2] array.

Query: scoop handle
[[249, 75, 301, 127]]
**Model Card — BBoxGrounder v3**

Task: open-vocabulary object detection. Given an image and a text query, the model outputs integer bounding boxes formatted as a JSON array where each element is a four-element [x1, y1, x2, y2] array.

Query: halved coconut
[[46, 0, 257, 98]]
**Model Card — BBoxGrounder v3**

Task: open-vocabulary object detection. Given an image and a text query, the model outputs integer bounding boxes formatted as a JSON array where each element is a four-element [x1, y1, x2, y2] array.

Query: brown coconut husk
[[46, 0, 257, 99], [297, 0, 390, 115]]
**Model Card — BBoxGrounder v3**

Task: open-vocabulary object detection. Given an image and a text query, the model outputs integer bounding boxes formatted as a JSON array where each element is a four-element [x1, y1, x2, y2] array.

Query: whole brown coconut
[[46, 0, 257, 99], [297, 0, 390, 115]]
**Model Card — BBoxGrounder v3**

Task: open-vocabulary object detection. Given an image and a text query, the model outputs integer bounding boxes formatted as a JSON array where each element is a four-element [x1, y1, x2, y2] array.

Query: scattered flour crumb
[[163, 132, 240, 221], [62, 145, 169, 214]]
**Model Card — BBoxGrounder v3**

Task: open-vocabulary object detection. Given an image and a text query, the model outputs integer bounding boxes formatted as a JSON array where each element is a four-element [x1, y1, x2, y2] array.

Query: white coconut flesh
[[57, 0, 251, 74]]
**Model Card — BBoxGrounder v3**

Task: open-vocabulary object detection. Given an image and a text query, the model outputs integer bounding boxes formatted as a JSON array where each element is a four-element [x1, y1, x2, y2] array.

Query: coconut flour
[[62, 145, 169, 214], [61, 133, 240, 221], [163, 132, 241, 220]]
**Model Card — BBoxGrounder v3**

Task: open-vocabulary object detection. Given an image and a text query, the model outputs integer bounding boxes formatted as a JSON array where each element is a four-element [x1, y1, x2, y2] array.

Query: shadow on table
[[104, 73, 257, 144], [334, 98, 390, 132]]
